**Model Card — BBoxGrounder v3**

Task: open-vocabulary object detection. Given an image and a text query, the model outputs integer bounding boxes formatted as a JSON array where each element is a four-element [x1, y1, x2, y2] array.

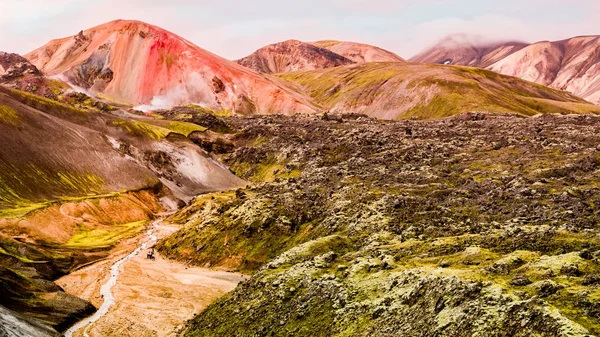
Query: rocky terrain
[[413, 35, 600, 104], [3, 17, 600, 337], [157, 111, 600, 336], [25, 20, 315, 114], [277, 62, 600, 119], [0, 52, 66, 99]]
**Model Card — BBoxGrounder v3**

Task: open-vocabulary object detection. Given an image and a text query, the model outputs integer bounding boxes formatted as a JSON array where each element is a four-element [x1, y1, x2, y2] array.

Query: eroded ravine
[[61, 220, 246, 337]]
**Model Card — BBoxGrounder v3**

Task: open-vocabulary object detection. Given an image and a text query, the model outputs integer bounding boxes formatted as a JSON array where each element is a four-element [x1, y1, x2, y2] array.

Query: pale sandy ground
[[58, 223, 246, 337]]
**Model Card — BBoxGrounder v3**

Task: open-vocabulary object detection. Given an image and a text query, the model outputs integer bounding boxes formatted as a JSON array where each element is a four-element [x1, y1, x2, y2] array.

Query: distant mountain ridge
[[236, 40, 354, 74], [411, 34, 600, 104], [16, 21, 600, 119], [236, 39, 404, 74], [312, 40, 405, 63]]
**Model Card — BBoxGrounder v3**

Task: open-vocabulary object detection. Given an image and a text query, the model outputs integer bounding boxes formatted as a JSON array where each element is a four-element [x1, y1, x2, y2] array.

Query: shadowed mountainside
[[0, 86, 245, 209]]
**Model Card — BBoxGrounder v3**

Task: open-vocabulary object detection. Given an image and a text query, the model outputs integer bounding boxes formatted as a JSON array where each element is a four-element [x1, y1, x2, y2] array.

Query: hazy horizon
[[1, 0, 599, 60]]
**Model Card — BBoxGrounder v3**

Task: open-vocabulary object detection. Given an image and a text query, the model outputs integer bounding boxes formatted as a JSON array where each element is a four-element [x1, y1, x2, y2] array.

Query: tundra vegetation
[[157, 111, 600, 336]]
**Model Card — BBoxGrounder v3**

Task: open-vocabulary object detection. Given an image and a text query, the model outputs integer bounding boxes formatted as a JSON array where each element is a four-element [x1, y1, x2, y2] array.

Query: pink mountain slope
[[25, 20, 316, 114]]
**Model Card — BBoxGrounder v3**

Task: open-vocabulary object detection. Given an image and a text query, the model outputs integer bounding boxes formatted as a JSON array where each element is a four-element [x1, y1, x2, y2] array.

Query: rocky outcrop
[[0, 52, 42, 79], [0, 52, 60, 99]]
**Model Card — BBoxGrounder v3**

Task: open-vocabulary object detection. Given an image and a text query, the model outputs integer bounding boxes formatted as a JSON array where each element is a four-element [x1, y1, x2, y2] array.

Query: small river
[[63, 221, 159, 337]]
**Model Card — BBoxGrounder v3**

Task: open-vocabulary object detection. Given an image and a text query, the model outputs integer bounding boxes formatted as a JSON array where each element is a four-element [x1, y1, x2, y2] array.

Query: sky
[[1, 0, 599, 60]]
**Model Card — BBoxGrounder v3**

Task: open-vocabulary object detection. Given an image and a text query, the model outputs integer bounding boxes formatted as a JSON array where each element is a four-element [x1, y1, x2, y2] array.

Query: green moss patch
[[65, 220, 147, 249], [0, 104, 20, 126], [143, 119, 207, 136]]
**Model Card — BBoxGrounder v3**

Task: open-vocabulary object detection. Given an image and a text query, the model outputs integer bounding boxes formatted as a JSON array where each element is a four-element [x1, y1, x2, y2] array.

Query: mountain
[[25, 20, 315, 114], [412, 35, 600, 104], [0, 85, 245, 330], [489, 36, 600, 104], [409, 35, 527, 67], [236, 39, 403, 74], [236, 40, 354, 74], [313, 40, 406, 63], [277, 62, 600, 119], [0, 87, 245, 210], [0, 51, 65, 99]]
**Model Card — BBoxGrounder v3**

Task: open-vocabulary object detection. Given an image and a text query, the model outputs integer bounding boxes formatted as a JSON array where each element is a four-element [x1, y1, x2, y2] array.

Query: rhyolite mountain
[[236, 40, 354, 74], [410, 34, 527, 68], [25, 20, 316, 114], [412, 35, 600, 104], [237, 39, 404, 74], [23, 21, 600, 119], [312, 40, 406, 63]]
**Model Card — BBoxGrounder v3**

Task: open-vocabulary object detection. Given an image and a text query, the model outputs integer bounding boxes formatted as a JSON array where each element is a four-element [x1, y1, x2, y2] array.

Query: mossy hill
[[278, 63, 600, 119]]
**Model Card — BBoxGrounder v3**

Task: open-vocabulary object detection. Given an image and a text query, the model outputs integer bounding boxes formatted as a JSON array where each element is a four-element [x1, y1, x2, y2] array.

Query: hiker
[[147, 247, 155, 260]]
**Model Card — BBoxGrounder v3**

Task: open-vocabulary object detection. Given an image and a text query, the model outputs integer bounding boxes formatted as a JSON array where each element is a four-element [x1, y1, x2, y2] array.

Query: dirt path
[[58, 222, 246, 337]]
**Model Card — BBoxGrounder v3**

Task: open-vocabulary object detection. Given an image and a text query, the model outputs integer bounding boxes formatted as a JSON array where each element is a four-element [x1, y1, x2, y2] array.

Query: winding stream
[[64, 221, 159, 337]]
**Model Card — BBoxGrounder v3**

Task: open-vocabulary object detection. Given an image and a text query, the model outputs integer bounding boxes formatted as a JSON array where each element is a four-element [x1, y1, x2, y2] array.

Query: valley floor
[[57, 222, 246, 337]]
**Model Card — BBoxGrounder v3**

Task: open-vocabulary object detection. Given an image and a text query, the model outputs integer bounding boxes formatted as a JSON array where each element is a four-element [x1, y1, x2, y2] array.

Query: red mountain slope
[[25, 20, 315, 114]]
